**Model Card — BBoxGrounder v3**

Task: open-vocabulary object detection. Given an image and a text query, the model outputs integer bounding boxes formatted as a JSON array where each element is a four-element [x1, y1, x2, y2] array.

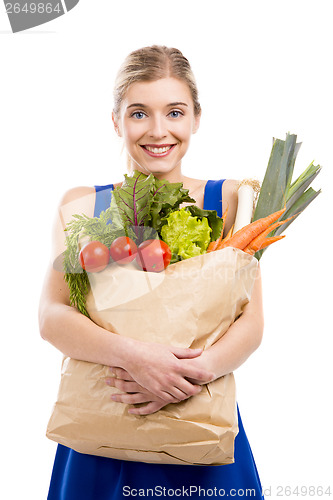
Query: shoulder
[[222, 179, 239, 235], [59, 186, 95, 205], [222, 179, 238, 203], [58, 186, 97, 221]]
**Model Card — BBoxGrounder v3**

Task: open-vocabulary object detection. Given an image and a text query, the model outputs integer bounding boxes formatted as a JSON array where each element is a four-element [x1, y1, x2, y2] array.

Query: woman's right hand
[[105, 373, 198, 415], [117, 339, 215, 404]]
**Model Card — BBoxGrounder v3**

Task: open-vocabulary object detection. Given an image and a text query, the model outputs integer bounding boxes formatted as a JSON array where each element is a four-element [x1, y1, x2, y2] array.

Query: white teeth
[[145, 145, 173, 154]]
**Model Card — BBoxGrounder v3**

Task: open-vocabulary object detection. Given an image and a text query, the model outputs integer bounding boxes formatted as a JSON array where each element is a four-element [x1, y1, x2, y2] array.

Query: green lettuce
[[160, 208, 212, 260], [184, 204, 223, 241]]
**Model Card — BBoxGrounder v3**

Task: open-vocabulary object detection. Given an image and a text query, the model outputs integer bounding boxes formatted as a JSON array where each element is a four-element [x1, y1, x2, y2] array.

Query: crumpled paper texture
[[47, 247, 258, 465]]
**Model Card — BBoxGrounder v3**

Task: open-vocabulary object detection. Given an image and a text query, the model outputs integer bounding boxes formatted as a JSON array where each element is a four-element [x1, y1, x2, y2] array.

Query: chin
[[132, 160, 180, 177]]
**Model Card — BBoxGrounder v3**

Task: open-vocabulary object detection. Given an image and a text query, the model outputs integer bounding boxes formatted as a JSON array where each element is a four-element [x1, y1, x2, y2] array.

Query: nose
[[148, 115, 167, 139]]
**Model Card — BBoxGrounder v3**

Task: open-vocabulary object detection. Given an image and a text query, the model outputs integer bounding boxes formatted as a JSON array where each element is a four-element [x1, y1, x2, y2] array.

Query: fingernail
[[105, 378, 112, 385]]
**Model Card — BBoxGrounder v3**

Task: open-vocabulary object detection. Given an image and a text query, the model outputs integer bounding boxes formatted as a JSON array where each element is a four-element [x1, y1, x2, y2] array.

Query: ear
[[112, 111, 122, 137], [192, 111, 201, 134]]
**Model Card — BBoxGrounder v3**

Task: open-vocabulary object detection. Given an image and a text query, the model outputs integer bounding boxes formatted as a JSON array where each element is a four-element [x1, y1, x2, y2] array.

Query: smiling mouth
[[140, 144, 176, 156]]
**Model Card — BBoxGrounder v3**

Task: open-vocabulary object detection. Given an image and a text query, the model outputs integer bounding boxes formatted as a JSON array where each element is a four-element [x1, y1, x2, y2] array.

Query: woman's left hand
[[105, 367, 203, 415], [179, 351, 216, 385]]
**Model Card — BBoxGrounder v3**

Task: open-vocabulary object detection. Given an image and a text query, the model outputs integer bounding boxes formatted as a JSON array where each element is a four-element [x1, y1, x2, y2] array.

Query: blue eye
[[169, 110, 182, 118], [132, 111, 145, 119]]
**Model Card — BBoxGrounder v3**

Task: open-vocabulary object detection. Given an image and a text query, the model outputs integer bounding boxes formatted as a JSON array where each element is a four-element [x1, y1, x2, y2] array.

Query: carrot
[[215, 205, 286, 251], [258, 235, 285, 251], [244, 213, 296, 253], [207, 206, 229, 252], [223, 224, 234, 242], [209, 224, 234, 252], [243, 247, 255, 255], [207, 241, 217, 252], [244, 235, 286, 255]]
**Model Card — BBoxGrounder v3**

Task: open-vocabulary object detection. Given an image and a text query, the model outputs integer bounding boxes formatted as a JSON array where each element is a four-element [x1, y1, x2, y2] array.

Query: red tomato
[[136, 239, 172, 273], [79, 241, 110, 273], [110, 236, 137, 264]]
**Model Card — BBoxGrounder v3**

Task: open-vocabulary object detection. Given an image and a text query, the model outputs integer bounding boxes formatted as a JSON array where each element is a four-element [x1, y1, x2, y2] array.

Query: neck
[[129, 160, 186, 185]]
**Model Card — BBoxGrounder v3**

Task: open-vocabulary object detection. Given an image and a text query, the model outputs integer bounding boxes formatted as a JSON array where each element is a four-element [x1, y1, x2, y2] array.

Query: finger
[[158, 387, 198, 404], [106, 378, 145, 393], [111, 393, 151, 404], [128, 401, 164, 416], [173, 382, 203, 399], [180, 362, 215, 383], [185, 377, 206, 386], [161, 385, 200, 402], [171, 347, 203, 359], [155, 390, 181, 404], [189, 369, 215, 383], [109, 367, 134, 381], [153, 373, 202, 402]]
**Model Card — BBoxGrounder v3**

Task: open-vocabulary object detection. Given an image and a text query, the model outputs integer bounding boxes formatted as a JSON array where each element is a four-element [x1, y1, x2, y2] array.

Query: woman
[[40, 45, 265, 499]]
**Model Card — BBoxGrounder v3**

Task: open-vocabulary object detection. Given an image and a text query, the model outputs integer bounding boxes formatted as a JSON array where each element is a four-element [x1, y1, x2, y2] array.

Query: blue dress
[[47, 179, 264, 500]]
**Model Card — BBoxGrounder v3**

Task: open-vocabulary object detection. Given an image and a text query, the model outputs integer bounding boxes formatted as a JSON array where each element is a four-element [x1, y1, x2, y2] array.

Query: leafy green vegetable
[[185, 205, 223, 241], [148, 176, 196, 233], [160, 208, 212, 260], [253, 133, 321, 259], [253, 133, 300, 222], [286, 160, 321, 204], [63, 210, 125, 317], [109, 171, 154, 231], [63, 170, 224, 313], [274, 187, 321, 235], [64, 270, 90, 317], [110, 170, 195, 238], [284, 161, 321, 218]]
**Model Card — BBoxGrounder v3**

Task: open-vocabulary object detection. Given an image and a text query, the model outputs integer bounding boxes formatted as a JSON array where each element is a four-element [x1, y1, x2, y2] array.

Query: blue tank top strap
[[203, 179, 226, 217], [94, 180, 225, 218], [94, 184, 114, 217]]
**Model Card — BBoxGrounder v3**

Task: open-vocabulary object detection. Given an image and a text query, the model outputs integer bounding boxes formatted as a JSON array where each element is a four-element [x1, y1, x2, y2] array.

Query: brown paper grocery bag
[[47, 247, 258, 465]]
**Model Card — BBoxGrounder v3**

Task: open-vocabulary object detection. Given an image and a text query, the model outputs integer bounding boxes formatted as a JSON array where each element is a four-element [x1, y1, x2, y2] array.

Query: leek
[[253, 133, 321, 259]]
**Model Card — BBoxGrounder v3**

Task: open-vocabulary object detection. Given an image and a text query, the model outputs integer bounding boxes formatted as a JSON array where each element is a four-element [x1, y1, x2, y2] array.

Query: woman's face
[[113, 77, 201, 180]]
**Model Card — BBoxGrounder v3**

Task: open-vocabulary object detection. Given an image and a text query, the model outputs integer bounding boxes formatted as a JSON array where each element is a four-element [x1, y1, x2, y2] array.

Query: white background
[[0, 1, 332, 499]]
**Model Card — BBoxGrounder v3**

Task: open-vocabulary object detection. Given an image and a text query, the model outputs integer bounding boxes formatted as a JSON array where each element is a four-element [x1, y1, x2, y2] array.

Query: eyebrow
[[127, 102, 188, 110]]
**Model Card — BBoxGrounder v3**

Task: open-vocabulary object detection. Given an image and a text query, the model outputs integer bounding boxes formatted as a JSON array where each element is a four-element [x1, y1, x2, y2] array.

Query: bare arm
[[39, 186, 136, 368], [222, 179, 239, 236], [184, 263, 264, 381]]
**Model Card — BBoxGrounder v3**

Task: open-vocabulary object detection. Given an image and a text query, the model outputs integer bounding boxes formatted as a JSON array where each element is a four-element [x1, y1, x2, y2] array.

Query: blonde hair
[[113, 45, 201, 118]]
